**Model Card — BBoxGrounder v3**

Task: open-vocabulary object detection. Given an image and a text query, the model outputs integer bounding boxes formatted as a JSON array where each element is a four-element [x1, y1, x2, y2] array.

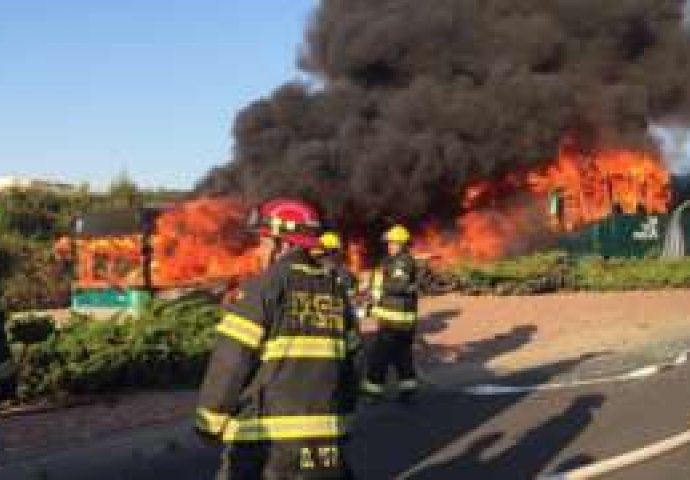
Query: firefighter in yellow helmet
[[318, 232, 358, 300], [320, 231, 342, 251], [361, 224, 420, 404], [196, 200, 358, 479]]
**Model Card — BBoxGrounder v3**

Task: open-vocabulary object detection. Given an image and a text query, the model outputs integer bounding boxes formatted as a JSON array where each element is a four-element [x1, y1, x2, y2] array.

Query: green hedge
[[451, 252, 690, 295], [571, 257, 690, 291], [8, 295, 220, 402]]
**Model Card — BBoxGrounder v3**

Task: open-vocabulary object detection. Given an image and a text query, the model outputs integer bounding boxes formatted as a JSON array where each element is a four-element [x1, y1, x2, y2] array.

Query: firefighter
[[317, 232, 357, 300], [195, 199, 358, 480], [361, 225, 419, 404], [316, 231, 365, 386]]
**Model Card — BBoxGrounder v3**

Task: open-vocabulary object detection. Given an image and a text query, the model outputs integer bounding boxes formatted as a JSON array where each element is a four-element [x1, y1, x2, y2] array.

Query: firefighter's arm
[[382, 257, 417, 296], [195, 280, 267, 442]]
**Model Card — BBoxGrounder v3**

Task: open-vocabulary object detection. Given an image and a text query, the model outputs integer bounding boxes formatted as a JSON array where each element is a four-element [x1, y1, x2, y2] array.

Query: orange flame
[[152, 198, 260, 287], [68, 235, 144, 289], [61, 139, 672, 285], [416, 139, 671, 266], [66, 198, 261, 290], [346, 240, 367, 274], [528, 144, 670, 228]]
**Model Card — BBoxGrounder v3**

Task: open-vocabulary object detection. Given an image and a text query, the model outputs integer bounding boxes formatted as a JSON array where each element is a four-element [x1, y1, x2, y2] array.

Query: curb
[[0, 420, 217, 480], [540, 428, 690, 479]]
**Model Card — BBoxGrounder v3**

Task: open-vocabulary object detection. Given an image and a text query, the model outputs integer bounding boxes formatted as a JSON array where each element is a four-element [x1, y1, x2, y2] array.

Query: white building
[[0, 176, 78, 195]]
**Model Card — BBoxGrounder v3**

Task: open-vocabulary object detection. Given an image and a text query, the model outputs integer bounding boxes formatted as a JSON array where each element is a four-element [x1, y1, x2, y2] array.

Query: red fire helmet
[[247, 198, 323, 249]]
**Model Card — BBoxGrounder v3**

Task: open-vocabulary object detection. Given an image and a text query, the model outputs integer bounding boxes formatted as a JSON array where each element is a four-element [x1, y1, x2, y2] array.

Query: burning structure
[[197, 0, 690, 264], [56, 199, 261, 310], [60, 0, 690, 304]]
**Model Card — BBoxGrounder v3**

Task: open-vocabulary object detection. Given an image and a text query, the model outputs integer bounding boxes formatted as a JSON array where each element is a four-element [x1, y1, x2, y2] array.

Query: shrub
[[451, 251, 570, 295], [13, 295, 220, 402], [448, 252, 690, 294], [6, 314, 55, 344], [570, 257, 690, 291]]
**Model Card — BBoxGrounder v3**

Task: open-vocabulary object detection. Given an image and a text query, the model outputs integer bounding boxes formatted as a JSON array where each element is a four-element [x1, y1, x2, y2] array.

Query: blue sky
[[0, 0, 318, 190]]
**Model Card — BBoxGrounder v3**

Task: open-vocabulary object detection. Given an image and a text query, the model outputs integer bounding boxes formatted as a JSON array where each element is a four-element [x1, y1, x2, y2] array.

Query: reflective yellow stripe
[[361, 380, 385, 395], [262, 336, 346, 361], [291, 264, 327, 276], [371, 270, 384, 302], [196, 408, 230, 436], [371, 306, 417, 326], [222, 415, 349, 442], [216, 313, 264, 349]]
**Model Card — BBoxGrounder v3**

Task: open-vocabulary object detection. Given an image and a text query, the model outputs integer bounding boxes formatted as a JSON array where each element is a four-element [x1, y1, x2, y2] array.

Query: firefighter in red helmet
[[196, 199, 358, 479]]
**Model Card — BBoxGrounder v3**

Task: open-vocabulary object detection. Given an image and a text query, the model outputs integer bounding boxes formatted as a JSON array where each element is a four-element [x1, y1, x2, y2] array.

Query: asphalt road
[[605, 444, 690, 480], [352, 360, 690, 479], [3, 360, 690, 479]]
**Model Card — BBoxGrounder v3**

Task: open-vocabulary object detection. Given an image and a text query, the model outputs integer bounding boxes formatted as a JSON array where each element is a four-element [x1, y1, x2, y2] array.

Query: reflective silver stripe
[[398, 379, 419, 391], [361, 380, 385, 395], [290, 264, 328, 276], [262, 336, 347, 361]]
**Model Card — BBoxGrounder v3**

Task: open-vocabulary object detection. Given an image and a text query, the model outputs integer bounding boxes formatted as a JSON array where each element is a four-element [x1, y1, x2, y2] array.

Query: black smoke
[[198, 0, 690, 232]]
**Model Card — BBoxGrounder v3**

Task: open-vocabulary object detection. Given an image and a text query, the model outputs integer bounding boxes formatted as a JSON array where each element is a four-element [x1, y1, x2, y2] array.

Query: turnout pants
[[364, 326, 418, 394], [216, 438, 354, 480]]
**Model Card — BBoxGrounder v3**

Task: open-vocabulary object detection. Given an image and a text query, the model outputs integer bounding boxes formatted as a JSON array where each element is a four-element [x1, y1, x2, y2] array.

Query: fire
[[58, 235, 145, 288], [346, 240, 367, 274], [57, 139, 672, 285], [415, 138, 671, 265], [59, 198, 261, 290], [152, 198, 260, 287], [528, 143, 670, 230]]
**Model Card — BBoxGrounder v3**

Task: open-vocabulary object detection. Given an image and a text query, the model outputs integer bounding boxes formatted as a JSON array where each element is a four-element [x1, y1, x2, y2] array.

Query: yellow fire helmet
[[383, 224, 411, 244], [320, 231, 342, 251]]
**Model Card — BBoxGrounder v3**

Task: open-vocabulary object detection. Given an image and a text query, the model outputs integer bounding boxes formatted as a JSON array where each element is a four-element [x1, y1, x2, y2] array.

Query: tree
[[107, 170, 143, 209]]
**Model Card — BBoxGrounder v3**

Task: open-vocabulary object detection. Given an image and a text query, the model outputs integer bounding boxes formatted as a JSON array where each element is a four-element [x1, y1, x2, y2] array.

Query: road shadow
[[417, 309, 538, 367], [349, 354, 597, 479], [396, 394, 605, 479], [416, 309, 461, 336], [414, 309, 607, 386], [415, 308, 548, 386], [352, 304, 608, 478]]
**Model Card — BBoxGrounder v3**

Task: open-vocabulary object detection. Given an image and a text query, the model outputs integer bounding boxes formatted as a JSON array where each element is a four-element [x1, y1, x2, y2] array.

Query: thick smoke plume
[[198, 0, 690, 233]]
